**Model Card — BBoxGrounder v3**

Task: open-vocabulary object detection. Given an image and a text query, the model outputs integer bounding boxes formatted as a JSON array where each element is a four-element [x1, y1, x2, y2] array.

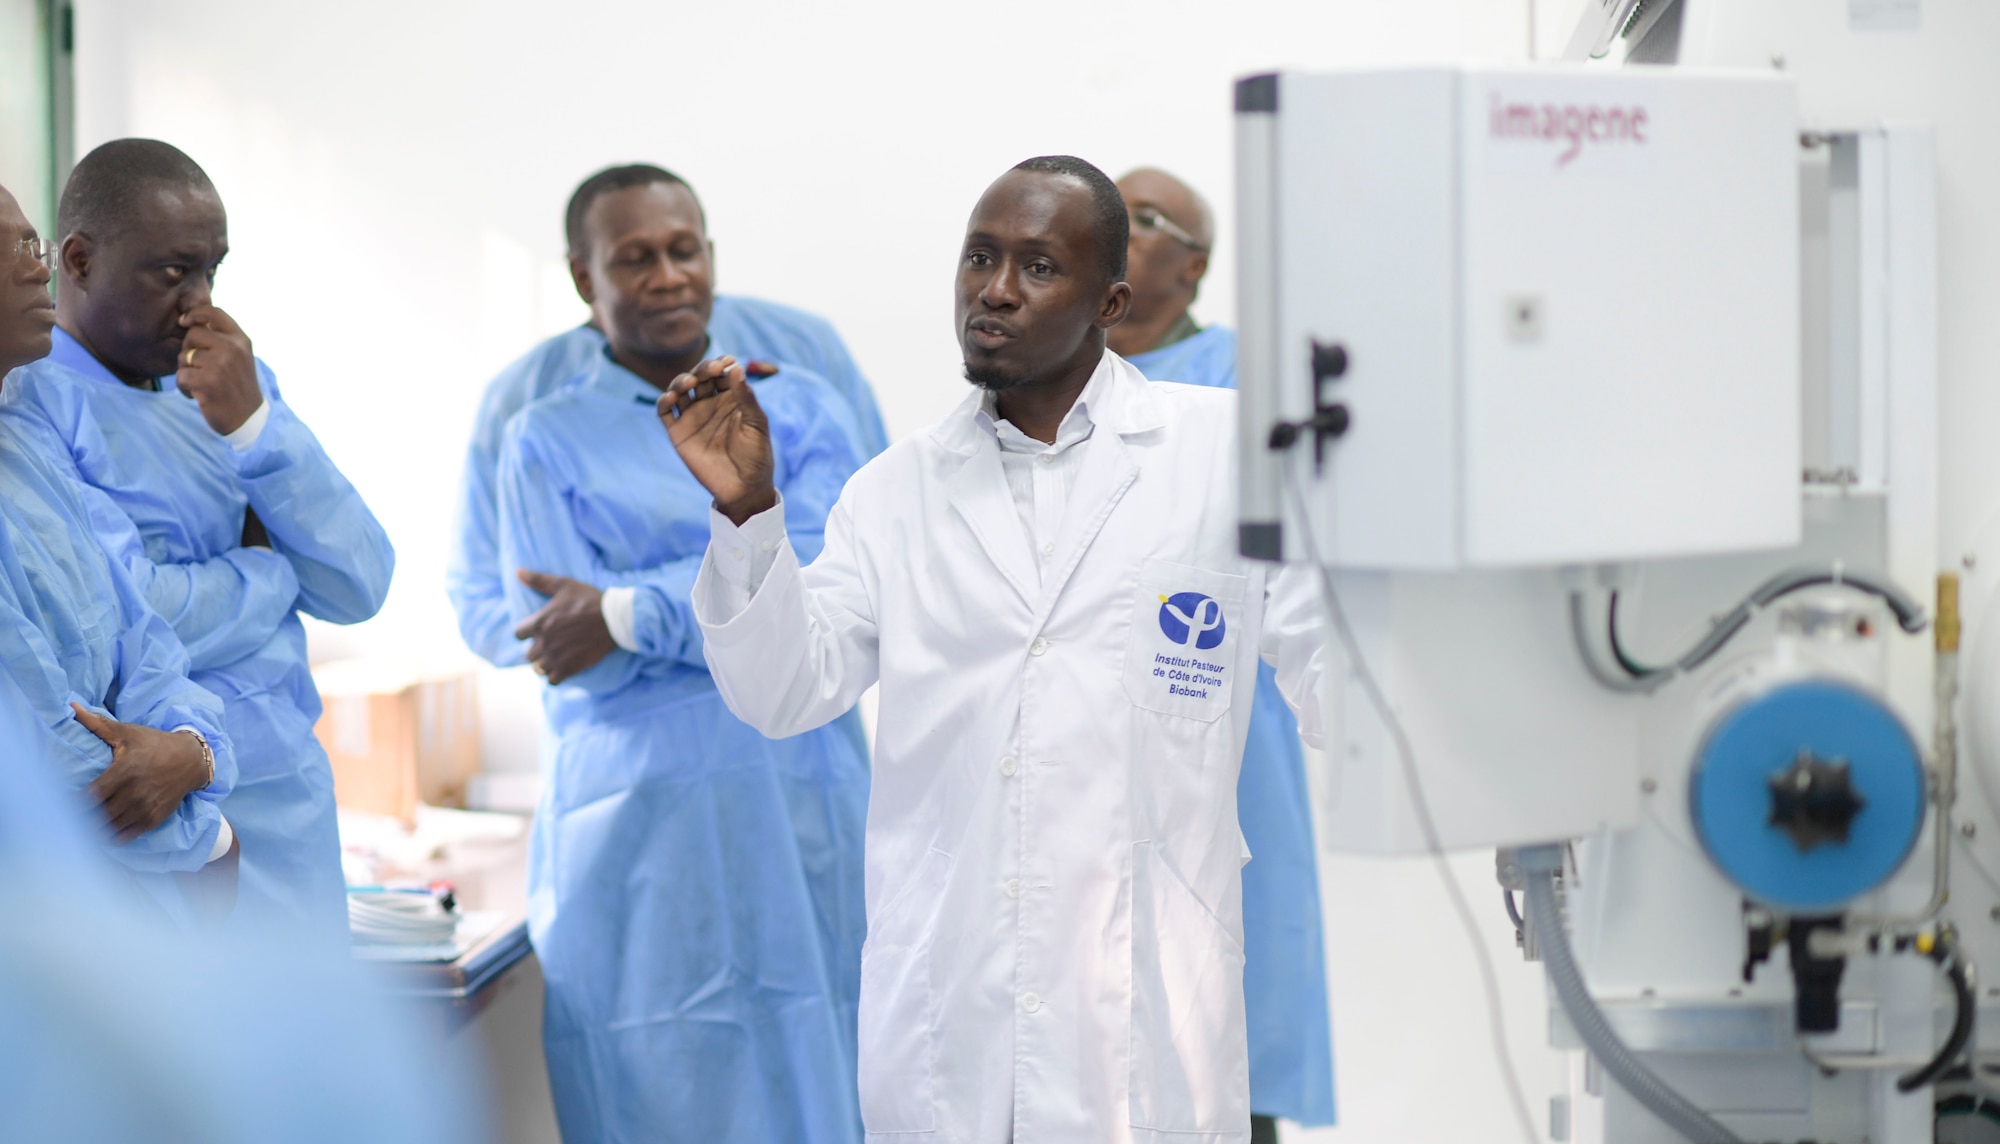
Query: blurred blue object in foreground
[[0, 722, 487, 1144]]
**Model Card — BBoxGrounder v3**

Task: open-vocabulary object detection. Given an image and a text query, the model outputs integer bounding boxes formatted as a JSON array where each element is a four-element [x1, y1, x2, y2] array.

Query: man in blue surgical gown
[[1108, 167, 1336, 1139], [449, 163, 887, 669], [2, 140, 393, 942], [496, 165, 870, 1143], [0, 179, 239, 918]]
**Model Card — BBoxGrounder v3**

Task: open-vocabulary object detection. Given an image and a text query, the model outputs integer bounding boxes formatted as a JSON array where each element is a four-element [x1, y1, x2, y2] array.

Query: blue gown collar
[[48, 327, 121, 385], [588, 337, 745, 405], [47, 327, 175, 393]]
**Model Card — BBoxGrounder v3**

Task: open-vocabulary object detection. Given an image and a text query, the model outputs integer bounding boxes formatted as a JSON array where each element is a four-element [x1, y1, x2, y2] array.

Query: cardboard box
[[313, 660, 482, 824]]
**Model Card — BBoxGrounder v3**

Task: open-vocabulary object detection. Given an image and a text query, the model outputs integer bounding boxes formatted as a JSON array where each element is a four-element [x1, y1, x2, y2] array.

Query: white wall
[[72, 2, 1579, 1141], [72, 0, 1546, 665]]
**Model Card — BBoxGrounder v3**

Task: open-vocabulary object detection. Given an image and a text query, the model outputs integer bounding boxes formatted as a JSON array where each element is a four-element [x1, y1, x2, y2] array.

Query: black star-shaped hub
[[1767, 749, 1866, 853]]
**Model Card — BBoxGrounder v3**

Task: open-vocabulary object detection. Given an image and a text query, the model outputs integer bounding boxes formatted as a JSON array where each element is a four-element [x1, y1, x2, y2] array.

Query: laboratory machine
[[1236, 2, 2000, 1140]]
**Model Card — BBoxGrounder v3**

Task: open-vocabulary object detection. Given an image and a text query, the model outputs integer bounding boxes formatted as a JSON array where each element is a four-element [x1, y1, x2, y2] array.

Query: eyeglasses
[[12, 235, 55, 272], [1129, 206, 1207, 253]]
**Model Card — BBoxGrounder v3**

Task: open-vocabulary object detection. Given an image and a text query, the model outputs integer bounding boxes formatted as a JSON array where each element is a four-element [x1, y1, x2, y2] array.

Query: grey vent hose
[[1520, 846, 1741, 1143]]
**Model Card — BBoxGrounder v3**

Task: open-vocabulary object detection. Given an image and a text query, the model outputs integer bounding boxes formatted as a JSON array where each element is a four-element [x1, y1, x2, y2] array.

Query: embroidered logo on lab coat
[[1125, 562, 1243, 723], [1157, 592, 1226, 650]]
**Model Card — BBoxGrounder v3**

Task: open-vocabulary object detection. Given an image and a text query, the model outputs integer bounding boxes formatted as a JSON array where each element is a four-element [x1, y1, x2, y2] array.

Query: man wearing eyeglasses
[[0, 179, 243, 917], [1, 140, 393, 943], [1108, 167, 1336, 1143]]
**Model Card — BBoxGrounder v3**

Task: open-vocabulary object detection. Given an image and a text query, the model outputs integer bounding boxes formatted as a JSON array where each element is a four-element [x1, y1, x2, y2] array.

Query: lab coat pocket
[[858, 847, 951, 1134], [1123, 559, 1247, 723], [1129, 841, 1249, 1135]]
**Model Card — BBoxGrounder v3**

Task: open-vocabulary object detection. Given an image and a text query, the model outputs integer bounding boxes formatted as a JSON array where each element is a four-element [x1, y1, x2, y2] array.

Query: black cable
[[1575, 566, 1928, 695], [1679, 567, 1926, 675], [1899, 941, 1976, 1093], [1606, 591, 1662, 679], [1503, 888, 1525, 931]]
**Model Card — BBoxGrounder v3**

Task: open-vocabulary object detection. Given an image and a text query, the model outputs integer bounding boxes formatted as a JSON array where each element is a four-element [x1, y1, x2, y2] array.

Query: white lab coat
[[693, 352, 1328, 1144]]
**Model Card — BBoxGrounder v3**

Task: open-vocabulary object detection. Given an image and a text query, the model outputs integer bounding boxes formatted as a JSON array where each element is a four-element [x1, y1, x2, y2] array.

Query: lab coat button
[[1041, 543, 1054, 557], [1037, 453, 1053, 465], [758, 539, 775, 552], [1029, 637, 1049, 657], [1005, 878, 1021, 899], [999, 755, 1018, 777], [1021, 992, 1041, 1013]]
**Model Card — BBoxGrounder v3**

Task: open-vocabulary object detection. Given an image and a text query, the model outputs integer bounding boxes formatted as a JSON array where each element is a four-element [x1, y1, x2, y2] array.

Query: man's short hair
[[1010, 155, 1128, 284], [565, 164, 704, 256], [57, 139, 215, 242]]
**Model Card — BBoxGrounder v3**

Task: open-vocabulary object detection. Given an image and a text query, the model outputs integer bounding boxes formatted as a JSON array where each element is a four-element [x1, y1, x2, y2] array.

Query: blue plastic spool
[[1689, 678, 1926, 914]]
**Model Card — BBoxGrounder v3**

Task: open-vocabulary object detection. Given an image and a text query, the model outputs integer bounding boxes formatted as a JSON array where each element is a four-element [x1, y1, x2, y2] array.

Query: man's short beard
[[963, 360, 1032, 393]]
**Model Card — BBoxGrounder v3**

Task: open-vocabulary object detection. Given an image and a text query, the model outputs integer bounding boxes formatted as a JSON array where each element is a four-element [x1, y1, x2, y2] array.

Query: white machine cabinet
[[1237, 65, 1802, 570], [1235, 66, 1808, 853]]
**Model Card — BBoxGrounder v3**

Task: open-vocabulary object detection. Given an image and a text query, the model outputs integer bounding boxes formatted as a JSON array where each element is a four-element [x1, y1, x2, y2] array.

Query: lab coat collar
[[941, 349, 1154, 614], [933, 348, 1164, 456]]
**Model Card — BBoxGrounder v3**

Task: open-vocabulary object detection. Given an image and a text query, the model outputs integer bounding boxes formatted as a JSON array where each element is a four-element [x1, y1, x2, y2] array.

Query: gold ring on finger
[[184, 346, 199, 368]]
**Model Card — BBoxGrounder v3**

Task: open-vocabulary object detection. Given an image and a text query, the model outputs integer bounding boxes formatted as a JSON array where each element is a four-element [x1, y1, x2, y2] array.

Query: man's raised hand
[[176, 304, 264, 436], [658, 356, 778, 526]]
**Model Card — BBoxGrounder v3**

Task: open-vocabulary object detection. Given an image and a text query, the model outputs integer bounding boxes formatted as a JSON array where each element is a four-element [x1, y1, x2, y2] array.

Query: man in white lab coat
[[664, 155, 1328, 1144]]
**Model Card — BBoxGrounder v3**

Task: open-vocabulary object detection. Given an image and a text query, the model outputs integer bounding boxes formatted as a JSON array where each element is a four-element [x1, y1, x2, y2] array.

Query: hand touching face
[[59, 181, 229, 386], [174, 304, 264, 435]]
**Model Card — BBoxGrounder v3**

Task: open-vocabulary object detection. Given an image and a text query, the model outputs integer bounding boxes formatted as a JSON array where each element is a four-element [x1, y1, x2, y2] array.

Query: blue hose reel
[[1689, 679, 1927, 914]]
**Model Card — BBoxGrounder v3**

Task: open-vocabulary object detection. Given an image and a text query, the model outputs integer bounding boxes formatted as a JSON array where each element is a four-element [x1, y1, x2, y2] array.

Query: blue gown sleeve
[[446, 387, 527, 667], [0, 538, 229, 872], [0, 382, 304, 670], [764, 372, 861, 569], [495, 416, 659, 695], [797, 319, 889, 458], [234, 367, 395, 625], [619, 373, 862, 662], [607, 556, 706, 667], [102, 542, 238, 799], [74, 473, 301, 672], [447, 328, 605, 667], [0, 671, 106, 877]]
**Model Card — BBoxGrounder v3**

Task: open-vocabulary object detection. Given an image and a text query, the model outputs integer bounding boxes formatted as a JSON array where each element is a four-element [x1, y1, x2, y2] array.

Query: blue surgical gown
[[498, 349, 870, 1144], [0, 827, 484, 1144], [3, 330, 394, 942], [0, 668, 112, 882], [450, 295, 887, 667], [1127, 324, 1338, 1127], [0, 410, 236, 897]]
